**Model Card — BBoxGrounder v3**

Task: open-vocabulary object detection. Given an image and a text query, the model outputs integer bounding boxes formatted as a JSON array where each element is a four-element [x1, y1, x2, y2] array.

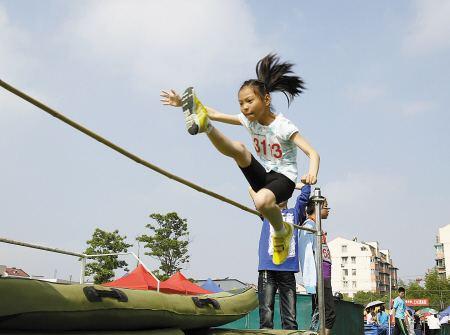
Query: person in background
[[366, 307, 375, 324], [414, 314, 421, 331], [298, 196, 336, 335], [377, 305, 389, 335], [392, 287, 408, 335], [256, 183, 310, 329], [426, 313, 441, 335]]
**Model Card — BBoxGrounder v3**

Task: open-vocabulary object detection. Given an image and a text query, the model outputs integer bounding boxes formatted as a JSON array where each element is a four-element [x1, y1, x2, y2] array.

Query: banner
[[405, 299, 429, 306]]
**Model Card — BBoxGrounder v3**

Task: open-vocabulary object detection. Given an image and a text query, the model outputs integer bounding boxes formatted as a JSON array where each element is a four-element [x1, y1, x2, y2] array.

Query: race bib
[[253, 135, 283, 161], [322, 243, 331, 263]]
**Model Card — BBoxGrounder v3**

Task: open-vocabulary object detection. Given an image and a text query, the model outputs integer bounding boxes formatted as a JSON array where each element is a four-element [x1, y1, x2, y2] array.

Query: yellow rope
[[0, 79, 316, 233]]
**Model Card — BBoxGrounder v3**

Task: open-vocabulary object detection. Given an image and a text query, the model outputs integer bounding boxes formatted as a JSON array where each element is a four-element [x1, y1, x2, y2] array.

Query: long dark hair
[[240, 53, 305, 106]]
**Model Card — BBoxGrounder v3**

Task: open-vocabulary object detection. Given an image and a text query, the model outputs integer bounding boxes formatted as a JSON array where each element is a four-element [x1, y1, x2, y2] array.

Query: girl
[[160, 54, 320, 265]]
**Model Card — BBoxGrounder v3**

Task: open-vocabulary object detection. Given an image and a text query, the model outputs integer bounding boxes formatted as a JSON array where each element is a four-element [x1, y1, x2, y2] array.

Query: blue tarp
[[201, 278, 223, 293], [440, 305, 450, 316]]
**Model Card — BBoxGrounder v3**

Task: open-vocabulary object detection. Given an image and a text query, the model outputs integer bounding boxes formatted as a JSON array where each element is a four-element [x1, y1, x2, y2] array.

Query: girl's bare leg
[[207, 127, 283, 230], [248, 187, 283, 231], [206, 127, 252, 168]]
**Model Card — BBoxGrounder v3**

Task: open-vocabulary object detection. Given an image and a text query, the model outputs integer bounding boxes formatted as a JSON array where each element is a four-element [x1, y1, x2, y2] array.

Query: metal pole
[[0, 236, 88, 283], [80, 257, 86, 284], [0, 237, 84, 257], [312, 187, 326, 335], [388, 266, 392, 335], [0, 236, 161, 287]]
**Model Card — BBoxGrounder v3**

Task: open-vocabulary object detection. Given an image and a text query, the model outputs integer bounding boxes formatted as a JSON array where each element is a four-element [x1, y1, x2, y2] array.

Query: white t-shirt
[[237, 113, 299, 182], [427, 315, 441, 330]]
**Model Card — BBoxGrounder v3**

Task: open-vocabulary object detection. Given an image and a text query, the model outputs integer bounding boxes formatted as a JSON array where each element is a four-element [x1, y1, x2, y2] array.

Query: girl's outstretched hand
[[160, 89, 182, 107], [300, 174, 317, 185]]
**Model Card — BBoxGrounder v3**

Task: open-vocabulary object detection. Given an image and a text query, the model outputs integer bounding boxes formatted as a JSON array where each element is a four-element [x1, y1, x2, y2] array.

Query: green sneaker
[[181, 87, 211, 135], [272, 222, 293, 265]]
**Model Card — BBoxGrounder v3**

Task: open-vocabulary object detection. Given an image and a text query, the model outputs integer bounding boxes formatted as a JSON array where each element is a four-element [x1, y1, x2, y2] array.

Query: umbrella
[[440, 315, 449, 324], [417, 308, 438, 317], [439, 306, 450, 317], [366, 300, 385, 310]]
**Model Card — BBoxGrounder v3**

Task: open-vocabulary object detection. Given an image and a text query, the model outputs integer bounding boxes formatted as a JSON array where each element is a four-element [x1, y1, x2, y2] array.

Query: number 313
[[253, 137, 282, 159]]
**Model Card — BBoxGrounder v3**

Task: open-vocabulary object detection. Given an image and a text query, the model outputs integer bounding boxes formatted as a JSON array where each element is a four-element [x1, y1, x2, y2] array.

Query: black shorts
[[240, 155, 295, 204]]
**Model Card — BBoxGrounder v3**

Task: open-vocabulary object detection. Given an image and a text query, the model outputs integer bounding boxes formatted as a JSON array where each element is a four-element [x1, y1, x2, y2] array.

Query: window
[[343, 281, 348, 288], [342, 245, 347, 253], [351, 256, 356, 264], [342, 257, 348, 264], [352, 281, 357, 288], [342, 269, 348, 276], [361, 246, 367, 251], [352, 269, 356, 276]]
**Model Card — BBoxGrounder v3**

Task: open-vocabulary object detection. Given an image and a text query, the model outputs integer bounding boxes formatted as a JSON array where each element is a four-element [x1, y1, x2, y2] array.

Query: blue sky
[[1, 0, 449, 284]]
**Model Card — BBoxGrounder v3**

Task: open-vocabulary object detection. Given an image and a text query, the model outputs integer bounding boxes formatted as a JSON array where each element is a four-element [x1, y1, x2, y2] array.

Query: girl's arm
[[290, 132, 320, 185], [205, 106, 241, 125], [160, 89, 241, 125]]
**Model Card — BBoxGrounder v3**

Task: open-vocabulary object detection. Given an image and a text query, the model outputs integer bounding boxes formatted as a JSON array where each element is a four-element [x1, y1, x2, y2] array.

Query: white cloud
[[322, 172, 409, 250], [344, 84, 435, 117], [63, 0, 267, 90], [322, 172, 437, 277], [0, 4, 41, 126], [345, 84, 385, 105], [400, 100, 435, 116], [403, 0, 450, 55], [0, 4, 35, 78], [325, 172, 407, 217]]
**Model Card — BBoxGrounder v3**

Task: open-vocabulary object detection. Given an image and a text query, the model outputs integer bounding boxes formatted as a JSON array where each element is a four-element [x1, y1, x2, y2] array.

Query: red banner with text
[[405, 299, 429, 306]]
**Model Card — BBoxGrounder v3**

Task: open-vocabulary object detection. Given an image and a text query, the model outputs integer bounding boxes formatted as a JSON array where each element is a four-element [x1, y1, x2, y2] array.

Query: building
[[0, 265, 30, 278], [328, 237, 398, 297], [435, 224, 450, 279]]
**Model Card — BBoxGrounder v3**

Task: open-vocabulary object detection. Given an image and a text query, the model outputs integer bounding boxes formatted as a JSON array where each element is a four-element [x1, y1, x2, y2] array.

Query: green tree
[[351, 290, 389, 307], [423, 270, 450, 310], [137, 212, 190, 280], [84, 228, 133, 284], [393, 272, 449, 311], [403, 280, 426, 300], [343, 272, 450, 311]]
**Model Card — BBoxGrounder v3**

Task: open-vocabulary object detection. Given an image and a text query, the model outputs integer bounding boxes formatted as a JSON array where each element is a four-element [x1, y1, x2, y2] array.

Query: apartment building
[[435, 224, 450, 279], [328, 237, 398, 297]]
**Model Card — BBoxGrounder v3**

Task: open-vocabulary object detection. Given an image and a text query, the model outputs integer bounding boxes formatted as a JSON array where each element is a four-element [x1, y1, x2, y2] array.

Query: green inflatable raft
[[0, 278, 258, 331]]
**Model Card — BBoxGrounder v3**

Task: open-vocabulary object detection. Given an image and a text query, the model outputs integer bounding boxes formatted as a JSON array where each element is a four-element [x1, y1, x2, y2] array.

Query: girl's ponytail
[[241, 53, 305, 106], [257, 53, 305, 105]]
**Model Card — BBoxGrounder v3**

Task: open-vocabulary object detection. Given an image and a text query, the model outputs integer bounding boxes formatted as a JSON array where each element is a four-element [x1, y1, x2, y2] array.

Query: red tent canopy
[[159, 271, 211, 295], [102, 263, 159, 290]]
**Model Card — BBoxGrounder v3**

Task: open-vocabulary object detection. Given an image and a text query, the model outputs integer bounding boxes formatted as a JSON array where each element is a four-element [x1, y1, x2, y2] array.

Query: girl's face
[[238, 86, 268, 122]]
